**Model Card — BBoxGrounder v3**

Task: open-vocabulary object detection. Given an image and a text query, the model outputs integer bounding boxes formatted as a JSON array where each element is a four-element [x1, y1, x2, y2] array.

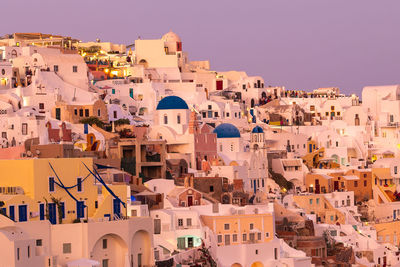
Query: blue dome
[[156, 96, 189, 110], [213, 123, 241, 138], [252, 126, 264, 133]]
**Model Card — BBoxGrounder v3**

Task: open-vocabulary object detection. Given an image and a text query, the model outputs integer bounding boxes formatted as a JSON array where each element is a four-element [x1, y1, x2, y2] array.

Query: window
[[79, 109, 83, 117], [49, 177, 55, 192], [209, 185, 214, 192], [177, 114, 181, 124], [255, 249, 258, 255], [74, 109, 77, 115], [208, 105, 212, 110], [60, 202, 65, 219], [309, 199, 313, 205], [63, 243, 71, 254], [187, 218, 192, 226], [266, 232, 270, 238], [28, 246, 30, 258], [113, 110, 117, 119], [178, 219, 183, 226], [54, 65, 58, 72], [77, 178, 82, 192], [214, 112, 218, 117], [36, 239, 42, 246], [72, 66, 78, 73], [242, 233, 247, 242], [316, 198, 320, 204], [395, 166, 398, 175], [224, 223, 230, 230], [22, 123, 28, 135], [39, 103, 44, 109], [233, 234, 237, 242], [217, 235, 222, 243], [354, 181, 358, 187], [274, 248, 278, 260], [226, 112, 230, 117], [102, 239, 107, 249], [164, 115, 168, 124], [310, 105, 315, 111], [112, 88, 115, 94], [364, 180, 367, 187], [17, 248, 20, 260], [250, 223, 254, 230], [102, 259, 109, 267], [85, 109, 89, 117], [249, 233, 255, 241], [95, 201, 98, 209], [257, 232, 262, 240], [97, 109, 101, 116]]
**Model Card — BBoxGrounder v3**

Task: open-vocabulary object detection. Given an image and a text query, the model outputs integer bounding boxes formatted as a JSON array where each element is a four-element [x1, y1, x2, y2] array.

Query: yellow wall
[[293, 195, 345, 224], [0, 158, 129, 224], [201, 213, 274, 246]]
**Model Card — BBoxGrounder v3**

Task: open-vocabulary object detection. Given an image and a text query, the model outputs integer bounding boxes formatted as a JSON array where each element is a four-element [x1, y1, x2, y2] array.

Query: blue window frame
[[129, 88, 133, 98], [112, 89, 115, 94]]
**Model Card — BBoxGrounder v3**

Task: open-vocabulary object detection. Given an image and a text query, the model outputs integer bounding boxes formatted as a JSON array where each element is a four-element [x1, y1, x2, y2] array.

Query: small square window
[[217, 235, 222, 243], [36, 239, 42, 246], [63, 243, 71, 254], [72, 66, 78, 73], [178, 219, 183, 226], [224, 223, 230, 230]]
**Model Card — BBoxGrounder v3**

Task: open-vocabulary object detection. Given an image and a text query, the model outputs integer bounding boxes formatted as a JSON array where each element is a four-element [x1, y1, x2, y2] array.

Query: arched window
[[163, 114, 168, 124], [177, 114, 181, 124]]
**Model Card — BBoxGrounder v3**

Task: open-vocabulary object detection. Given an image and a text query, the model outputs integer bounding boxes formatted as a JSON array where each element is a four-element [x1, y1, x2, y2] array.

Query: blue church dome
[[213, 123, 241, 138], [252, 126, 264, 133], [156, 96, 189, 110]]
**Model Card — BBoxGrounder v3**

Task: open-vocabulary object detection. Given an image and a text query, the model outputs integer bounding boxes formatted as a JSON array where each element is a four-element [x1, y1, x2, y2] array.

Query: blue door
[[48, 203, 57, 224], [39, 204, 45, 221], [309, 144, 313, 153], [113, 199, 120, 217], [18, 205, 27, 222], [76, 201, 85, 219], [9, 206, 15, 221]]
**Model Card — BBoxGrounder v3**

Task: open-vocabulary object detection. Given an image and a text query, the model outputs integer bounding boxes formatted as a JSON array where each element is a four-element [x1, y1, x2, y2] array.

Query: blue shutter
[[18, 205, 27, 222], [9, 206, 15, 221], [48, 203, 57, 224], [39, 203, 45, 220], [60, 202, 65, 219], [49, 177, 55, 192], [77, 178, 82, 192], [77, 201, 85, 219]]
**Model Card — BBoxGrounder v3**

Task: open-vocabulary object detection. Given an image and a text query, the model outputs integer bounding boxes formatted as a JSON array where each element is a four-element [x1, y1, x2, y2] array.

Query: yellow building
[[0, 158, 128, 224], [374, 221, 400, 246], [201, 213, 274, 246], [52, 99, 108, 124], [292, 195, 345, 224]]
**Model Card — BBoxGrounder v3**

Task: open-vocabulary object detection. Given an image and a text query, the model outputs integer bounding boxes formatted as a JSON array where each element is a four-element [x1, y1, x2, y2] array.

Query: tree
[[114, 118, 130, 126], [79, 116, 104, 128]]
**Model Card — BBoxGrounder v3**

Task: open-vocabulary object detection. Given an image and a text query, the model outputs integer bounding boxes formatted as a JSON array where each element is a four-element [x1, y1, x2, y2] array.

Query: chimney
[[188, 111, 199, 134]]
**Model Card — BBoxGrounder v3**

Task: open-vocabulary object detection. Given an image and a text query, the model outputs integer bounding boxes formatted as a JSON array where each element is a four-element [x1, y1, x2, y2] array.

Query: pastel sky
[[2, 0, 400, 95]]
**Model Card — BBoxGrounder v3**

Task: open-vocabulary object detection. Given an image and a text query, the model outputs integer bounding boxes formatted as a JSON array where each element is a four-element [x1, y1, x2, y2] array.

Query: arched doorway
[[261, 92, 267, 98], [131, 230, 152, 267], [251, 262, 264, 267], [91, 234, 128, 267], [139, 59, 148, 68]]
